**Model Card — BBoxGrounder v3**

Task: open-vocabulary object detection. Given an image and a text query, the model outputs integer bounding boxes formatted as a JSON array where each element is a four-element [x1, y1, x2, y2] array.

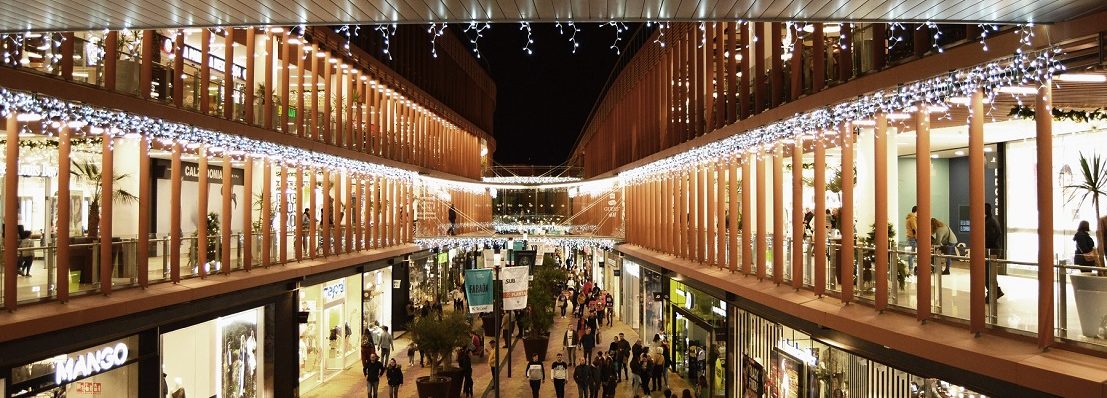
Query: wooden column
[[262, 159, 272, 267], [694, 166, 703, 263], [104, 31, 118, 91], [283, 164, 293, 263], [792, 138, 804, 289], [773, 144, 784, 284], [296, 42, 306, 136], [311, 57, 321, 142], [707, 165, 716, 265], [717, 162, 727, 267], [729, 156, 739, 272], [322, 170, 331, 256], [137, 136, 150, 287], [742, 155, 752, 274], [56, 127, 72, 300], [4, 116, 18, 309], [739, 23, 751, 119], [100, 134, 114, 293], [170, 144, 182, 282], [280, 34, 291, 132], [263, 32, 274, 130], [223, 29, 235, 120], [916, 106, 932, 320], [221, 155, 232, 274], [139, 30, 153, 99], [199, 29, 211, 114], [346, 172, 354, 253], [245, 29, 256, 124], [1036, 81, 1055, 349], [813, 24, 826, 92], [197, 146, 209, 277], [875, 113, 890, 310], [243, 157, 253, 269], [969, 88, 986, 334], [841, 125, 856, 303], [173, 32, 185, 107], [323, 55, 333, 144], [61, 32, 75, 80], [309, 168, 317, 257], [771, 22, 784, 107], [757, 151, 768, 279], [814, 138, 827, 296]]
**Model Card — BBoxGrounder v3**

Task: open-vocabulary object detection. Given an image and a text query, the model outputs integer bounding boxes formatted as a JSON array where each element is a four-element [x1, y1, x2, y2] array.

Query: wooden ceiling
[[2, 0, 1106, 33]]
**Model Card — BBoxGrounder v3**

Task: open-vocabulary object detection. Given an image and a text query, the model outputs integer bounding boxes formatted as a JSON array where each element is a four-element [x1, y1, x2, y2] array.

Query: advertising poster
[[500, 266, 530, 311], [770, 349, 806, 398], [464, 269, 495, 313], [743, 354, 764, 398], [219, 311, 259, 398], [515, 250, 537, 269]]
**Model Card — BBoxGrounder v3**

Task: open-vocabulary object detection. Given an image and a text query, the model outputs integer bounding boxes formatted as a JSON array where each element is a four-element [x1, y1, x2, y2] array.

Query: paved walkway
[[301, 313, 693, 398]]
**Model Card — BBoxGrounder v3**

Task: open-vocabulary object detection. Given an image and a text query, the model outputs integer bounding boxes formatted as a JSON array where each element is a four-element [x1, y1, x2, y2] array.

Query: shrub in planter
[[522, 264, 568, 361], [408, 311, 470, 398]]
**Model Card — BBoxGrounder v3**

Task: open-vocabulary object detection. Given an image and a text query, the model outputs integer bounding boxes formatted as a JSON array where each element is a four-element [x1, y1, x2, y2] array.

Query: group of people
[[360, 323, 400, 398], [905, 204, 1006, 300]]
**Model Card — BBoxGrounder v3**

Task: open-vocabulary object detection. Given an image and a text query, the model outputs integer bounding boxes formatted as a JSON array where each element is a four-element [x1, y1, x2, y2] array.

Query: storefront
[[6, 335, 145, 398], [668, 279, 730, 398], [161, 307, 267, 398], [621, 260, 642, 334]]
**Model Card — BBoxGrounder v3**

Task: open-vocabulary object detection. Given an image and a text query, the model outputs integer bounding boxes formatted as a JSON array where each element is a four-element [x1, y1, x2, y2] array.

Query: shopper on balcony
[[984, 203, 1006, 301], [448, 204, 458, 235], [931, 218, 956, 275], [906, 206, 919, 273], [1074, 220, 1097, 270]]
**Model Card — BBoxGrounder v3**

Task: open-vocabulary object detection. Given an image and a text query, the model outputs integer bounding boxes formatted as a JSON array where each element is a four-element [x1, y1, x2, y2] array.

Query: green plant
[[858, 223, 907, 287], [1064, 153, 1107, 268], [70, 160, 139, 237], [407, 311, 470, 374], [523, 263, 568, 339]]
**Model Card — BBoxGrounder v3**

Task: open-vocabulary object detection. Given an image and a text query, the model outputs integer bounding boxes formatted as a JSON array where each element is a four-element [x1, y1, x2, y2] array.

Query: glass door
[[322, 302, 345, 378]]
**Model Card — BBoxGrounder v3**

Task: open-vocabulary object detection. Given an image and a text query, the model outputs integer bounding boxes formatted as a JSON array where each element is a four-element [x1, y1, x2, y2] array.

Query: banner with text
[[464, 269, 494, 313], [500, 266, 531, 311]]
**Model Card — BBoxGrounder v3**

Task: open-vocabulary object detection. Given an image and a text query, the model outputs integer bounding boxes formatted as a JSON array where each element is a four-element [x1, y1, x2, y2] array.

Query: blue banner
[[464, 269, 494, 313]]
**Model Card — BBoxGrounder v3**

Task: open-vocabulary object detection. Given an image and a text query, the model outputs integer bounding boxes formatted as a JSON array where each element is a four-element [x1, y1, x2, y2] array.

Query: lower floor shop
[[610, 255, 1035, 398]]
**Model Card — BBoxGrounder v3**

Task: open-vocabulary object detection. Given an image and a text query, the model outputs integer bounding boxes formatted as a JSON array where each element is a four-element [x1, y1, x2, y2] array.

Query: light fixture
[[269, 27, 284, 33], [1055, 73, 1106, 83], [930, 154, 939, 159], [996, 86, 1037, 95], [853, 120, 876, 126], [824, 24, 841, 34], [886, 113, 911, 121], [15, 113, 42, 122], [984, 147, 993, 153], [954, 150, 966, 156]]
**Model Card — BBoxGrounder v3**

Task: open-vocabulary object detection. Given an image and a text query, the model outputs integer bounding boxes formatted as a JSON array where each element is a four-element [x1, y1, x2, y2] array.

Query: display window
[[8, 335, 140, 398], [161, 307, 265, 398], [298, 274, 363, 393], [362, 268, 393, 331]]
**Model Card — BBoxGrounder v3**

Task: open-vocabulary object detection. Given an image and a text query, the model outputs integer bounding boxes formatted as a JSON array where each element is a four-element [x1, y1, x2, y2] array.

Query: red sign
[[75, 381, 102, 394]]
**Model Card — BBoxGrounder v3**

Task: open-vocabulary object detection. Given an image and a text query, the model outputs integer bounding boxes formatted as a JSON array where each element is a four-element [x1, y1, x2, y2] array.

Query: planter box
[[1070, 273, 1107, 338]]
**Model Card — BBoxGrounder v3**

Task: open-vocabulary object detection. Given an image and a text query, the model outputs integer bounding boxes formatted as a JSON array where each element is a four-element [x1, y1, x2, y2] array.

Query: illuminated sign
[[177, 44, 247, 80], [776, 339, 817, 366], [322, 280, 346, 303], [54, 342, 129, 385]]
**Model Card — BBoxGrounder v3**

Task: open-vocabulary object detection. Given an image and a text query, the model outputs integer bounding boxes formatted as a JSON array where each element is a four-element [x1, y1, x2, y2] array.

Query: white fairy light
[[464, 22, 491, 59], [335, 25, 359, 55], [428, 22, 447, 58], [977, 24, 1000, 52], [481, 176, 581, 184], [605, 21, 627, 55], [555, 21, 581, 54], [374, 24, 396, 60], [520, 22, 534, 54], [924, 21, 943, 53], [416, 236, 617, 251], [650, 21, 668, 48], [888, 23, 906, 51]]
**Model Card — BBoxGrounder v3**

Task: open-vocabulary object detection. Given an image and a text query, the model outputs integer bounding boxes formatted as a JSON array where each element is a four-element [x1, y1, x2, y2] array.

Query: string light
[[556, 21, 580, 54], [923, 21, 943, 53], [977, 24, 1000, 51], [335, 25, 360, 55], [374, 24, 396, 60], [428, 22, 447, 58], [416, 236, 617, 251], [650, 21, 667, 48], [482, 176, 581, 184], [464, 22, 491, 59], [618, 48, 1064, 185], [520, 22, 534, 55], [605, 21, 627, 55], [888, 23, 906, 51], [699, 22, 707, 48]]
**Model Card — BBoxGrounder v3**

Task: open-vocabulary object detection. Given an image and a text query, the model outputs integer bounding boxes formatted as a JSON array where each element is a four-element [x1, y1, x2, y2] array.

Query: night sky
[[466, 23, 641, 167]]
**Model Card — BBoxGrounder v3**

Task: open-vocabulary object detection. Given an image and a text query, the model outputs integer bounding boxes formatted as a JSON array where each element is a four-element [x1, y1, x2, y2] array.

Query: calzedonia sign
[[54, 342, 130, 384]]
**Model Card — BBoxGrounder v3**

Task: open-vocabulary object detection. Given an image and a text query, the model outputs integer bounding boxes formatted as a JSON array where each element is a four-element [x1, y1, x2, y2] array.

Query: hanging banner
[[464, 269, 494, 313], [500, 266, 531, 311]]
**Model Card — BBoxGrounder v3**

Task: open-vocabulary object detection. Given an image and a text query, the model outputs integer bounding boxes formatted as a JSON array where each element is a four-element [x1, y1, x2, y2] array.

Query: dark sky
[[464, 23, 640, 166]]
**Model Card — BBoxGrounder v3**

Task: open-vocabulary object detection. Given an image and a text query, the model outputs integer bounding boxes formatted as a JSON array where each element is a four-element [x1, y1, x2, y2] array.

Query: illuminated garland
[[416, 236, 618, 251], [618, 48, 1064, 184], [481, 176, 581, 184], [1008, 105, 1107, 122], [0, 88, 417, 181]]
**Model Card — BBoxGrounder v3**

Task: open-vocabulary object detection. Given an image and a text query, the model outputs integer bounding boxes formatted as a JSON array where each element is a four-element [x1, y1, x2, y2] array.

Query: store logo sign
[[323, 280, 346, 303], [776, 339, 817, 366], [54, 342, 129, 385]]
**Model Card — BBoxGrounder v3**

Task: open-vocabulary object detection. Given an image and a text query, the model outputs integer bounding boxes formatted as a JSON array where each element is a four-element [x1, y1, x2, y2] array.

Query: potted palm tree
[[70, 160, 139, 238], [1065, 153, 1107, 338], [409, 311, 469, 398], [522, 262, 568, 361]]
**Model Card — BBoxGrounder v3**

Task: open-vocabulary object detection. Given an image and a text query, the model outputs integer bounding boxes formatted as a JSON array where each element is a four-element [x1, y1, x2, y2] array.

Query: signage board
[[322, 279, 346, 303], [464, 268, 494, 313], [500, 266, 530, 311], [54, 342, 130, 385]]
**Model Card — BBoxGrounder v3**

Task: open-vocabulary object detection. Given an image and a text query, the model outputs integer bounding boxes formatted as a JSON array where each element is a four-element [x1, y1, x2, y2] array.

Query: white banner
[[500, 266, 530, 311]]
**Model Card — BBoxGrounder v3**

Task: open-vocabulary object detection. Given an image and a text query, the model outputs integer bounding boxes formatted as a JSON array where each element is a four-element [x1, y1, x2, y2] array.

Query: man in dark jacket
[[457, 348, 473, 397], [589, 356, 604, 398], [617, 333, 632, 380], [448, 204, 458, 235], [607, 336, 624, 382], [598, 352, 617, 397], [983, 203, 1006, 301], [574, 357, 594, 398], [363, 353, 385, 398], [581, 328, 596, 362]]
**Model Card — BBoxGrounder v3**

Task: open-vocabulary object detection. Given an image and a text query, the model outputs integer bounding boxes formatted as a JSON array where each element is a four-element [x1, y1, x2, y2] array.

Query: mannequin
[[171, 377, 186, 398]]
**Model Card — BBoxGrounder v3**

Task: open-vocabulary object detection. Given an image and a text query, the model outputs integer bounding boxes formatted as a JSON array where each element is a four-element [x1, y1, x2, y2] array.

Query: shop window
[[161, 307, 265, 398], [9, 335, 140, 398]]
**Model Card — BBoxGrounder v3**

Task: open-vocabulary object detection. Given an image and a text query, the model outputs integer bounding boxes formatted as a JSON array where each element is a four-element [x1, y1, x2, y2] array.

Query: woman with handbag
[[1074, 220, 1098, 271]]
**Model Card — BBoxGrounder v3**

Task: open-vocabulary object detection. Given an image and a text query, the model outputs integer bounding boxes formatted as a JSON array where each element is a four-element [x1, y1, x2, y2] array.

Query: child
[[407, 343, 417, 366]]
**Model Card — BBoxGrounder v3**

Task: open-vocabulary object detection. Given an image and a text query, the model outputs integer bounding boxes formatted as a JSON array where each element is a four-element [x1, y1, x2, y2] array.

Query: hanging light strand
[[464, 22, 491, 59], [556, 21, 581, 54], [374, 24, 396, 60], [520, 22, 534, 55], [428, 22, 447, 58], [605, 21, 627, 55]]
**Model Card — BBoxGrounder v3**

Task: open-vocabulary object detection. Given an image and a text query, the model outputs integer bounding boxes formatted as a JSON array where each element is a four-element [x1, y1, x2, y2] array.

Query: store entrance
[[671, 305, 726, 398], [322, 301, 345, 380]]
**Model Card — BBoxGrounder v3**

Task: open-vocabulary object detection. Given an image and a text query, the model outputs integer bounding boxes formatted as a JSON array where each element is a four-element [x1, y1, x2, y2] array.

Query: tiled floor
[[299, 313, 692, 398]]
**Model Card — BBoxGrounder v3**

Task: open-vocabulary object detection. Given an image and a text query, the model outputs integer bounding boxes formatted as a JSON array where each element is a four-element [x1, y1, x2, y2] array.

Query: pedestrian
[[650, 336, 665, 391], [637, 354, 653, 396], [551, 353, 569, 398], [604, 294, 614, 327], [1075, 220, 1098, 270], [363, 353, 384, 398], [630, 351, 643, 393], [527, 353, 545, 398], [361, 330, 376, 369], [385, 358, 403, 398], [448, 203, 458, 235], [558, 292, 568, 318], [608, 336, 624, 382], [984, 203, 1006, 301], [617, 333, 631, 380], [457, 347, 473, 397], [574, 357, 594, 398], [502, 312, 513, 348], [487, 339, 500, 388], [588, 357, 602, 398], [599, 352, 617, 398], [406, 342, 416, 366], [581, 327, 596, 362], [378, 326, 394, 364], [931, 218, 956, 275], [563, 327, 578, 366]]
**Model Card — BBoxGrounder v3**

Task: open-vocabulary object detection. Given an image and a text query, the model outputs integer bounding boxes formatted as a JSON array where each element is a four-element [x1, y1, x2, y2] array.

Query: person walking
[[607, 336, 624, 382], [574, 357, 594, 398], [551, 353, 569, 398], [563, 327, 577, 366], [1075, 220, 1098, 271], [650, 336, 666, 391], [558, 292, 568, 318], [581, 327, 596, 362], [617, 333, 631, 381], [599, 353, 617, 398], [906, 205, 919, 273], [604, 293, 614, 327], [487, 339, 499, 388], [527, 353, 545, 398], [378, 326, 394, 364], [385, 358, 403, 398], [448, 204, 458, 235], [588, 356, 603, 398], [363, 353, 384, 398], [457, 347, 473, 397]]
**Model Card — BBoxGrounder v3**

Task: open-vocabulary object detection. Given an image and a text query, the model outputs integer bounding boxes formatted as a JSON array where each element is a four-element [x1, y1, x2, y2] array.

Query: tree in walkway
[[1066, 152, 1107, 269]]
